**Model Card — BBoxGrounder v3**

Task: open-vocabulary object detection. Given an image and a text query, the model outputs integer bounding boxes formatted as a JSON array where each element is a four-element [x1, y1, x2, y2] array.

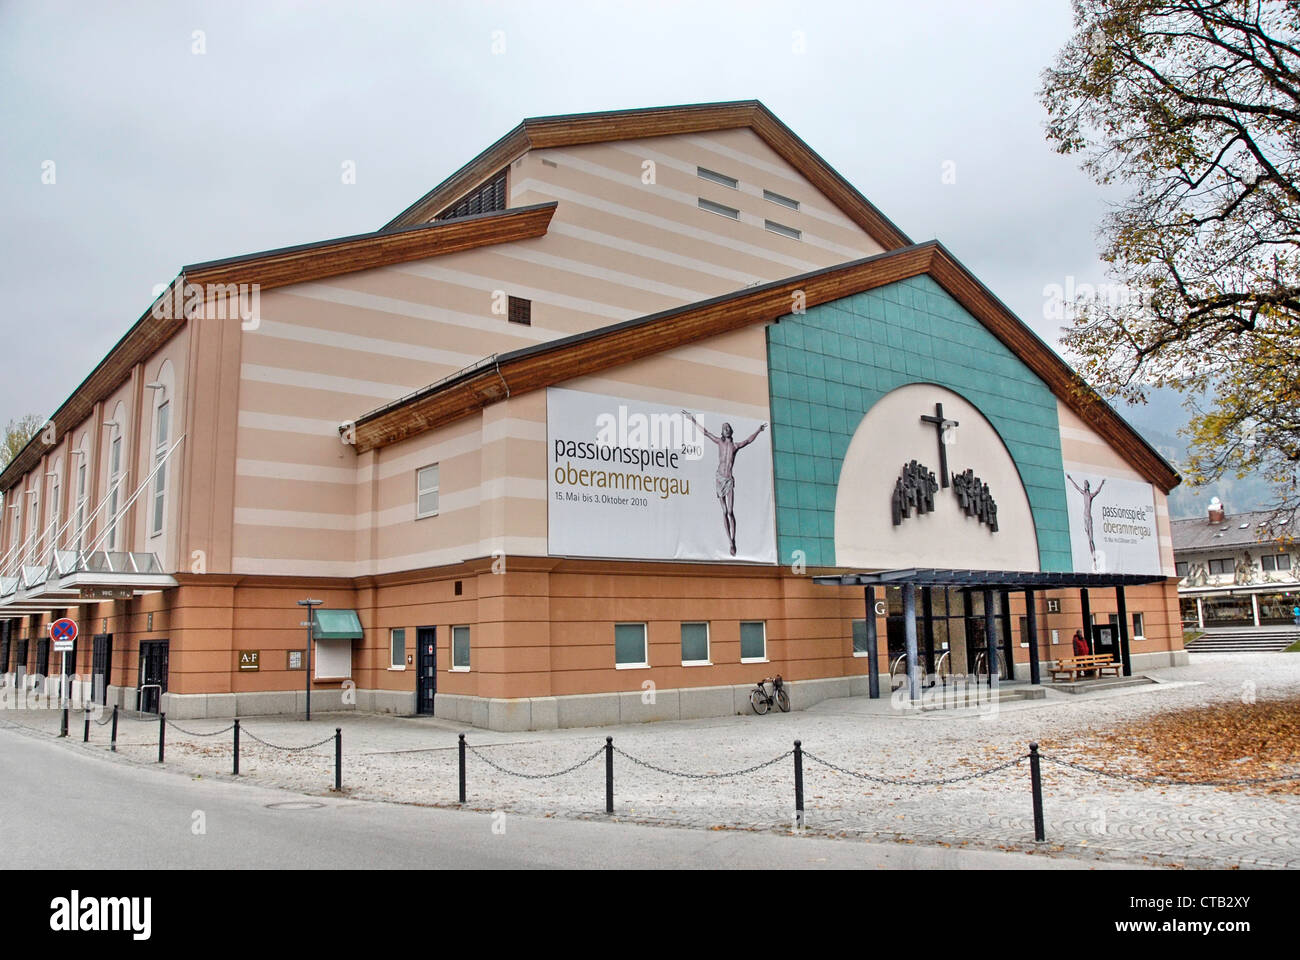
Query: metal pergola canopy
[[812, 568, 1169, 589]]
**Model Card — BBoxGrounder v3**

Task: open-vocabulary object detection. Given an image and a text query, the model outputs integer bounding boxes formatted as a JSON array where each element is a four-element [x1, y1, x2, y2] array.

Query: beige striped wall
[[230, 128, 879, 577]]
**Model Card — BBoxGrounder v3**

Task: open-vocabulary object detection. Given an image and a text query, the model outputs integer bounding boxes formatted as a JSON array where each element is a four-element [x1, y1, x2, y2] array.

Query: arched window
[[105, 403, 126, 552], [149, 361, 175, 538]]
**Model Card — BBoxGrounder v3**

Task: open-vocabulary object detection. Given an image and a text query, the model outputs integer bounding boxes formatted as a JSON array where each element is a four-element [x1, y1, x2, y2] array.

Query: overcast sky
[[0, 0, 1109, 423]]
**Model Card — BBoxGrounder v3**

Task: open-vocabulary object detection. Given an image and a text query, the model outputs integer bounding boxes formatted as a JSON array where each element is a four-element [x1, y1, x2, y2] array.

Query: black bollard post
[[458, 733, 466, 803], [83, 707, 90, 743], [59, 705, 68, 738], [1029, 742, 1045, 842], [605, 736, 614, 814], [794, 740, 804, 830], [334, 728, 342, 791], [111, 705, 118, 752], [233, 719, 240, 776], [158, 712, 166, 763]]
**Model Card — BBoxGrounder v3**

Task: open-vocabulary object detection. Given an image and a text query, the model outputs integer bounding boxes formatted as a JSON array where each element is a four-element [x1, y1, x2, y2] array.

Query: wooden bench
[[1050, 653, 1123, 682]]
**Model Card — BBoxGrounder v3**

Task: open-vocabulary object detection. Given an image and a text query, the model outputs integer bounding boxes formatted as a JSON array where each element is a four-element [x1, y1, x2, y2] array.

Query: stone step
[[1050, 675, 1157, 695]]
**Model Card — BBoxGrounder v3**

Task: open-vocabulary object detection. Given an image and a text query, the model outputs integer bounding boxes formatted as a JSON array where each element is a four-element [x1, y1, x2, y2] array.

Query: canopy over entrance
[[813, 567, 1170, 700]]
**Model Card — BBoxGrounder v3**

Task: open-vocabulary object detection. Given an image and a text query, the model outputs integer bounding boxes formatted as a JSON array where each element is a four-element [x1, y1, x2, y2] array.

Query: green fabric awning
[[312, 609, 363, 640]]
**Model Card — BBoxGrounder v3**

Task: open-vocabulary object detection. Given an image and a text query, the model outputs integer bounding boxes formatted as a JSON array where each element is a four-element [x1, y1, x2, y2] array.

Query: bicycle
[[750, 675, 790, 715]]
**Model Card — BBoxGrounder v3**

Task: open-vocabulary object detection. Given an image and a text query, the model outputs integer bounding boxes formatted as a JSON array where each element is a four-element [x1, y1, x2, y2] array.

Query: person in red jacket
[[1072, 630, 1091, 657]]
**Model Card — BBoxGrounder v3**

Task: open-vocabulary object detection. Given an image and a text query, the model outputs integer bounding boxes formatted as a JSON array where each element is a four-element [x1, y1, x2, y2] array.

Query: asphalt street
[[0, 725, 1128, 869]]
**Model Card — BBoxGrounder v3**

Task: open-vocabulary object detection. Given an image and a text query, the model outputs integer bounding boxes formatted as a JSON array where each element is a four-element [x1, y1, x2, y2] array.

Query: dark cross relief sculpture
[[952, 468, 998, 532], [919, 403, 959, 488], [891, 460, 939, 526]]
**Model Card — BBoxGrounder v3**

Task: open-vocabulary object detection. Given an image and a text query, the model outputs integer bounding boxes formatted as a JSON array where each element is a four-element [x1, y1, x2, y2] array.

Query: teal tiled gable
[[766, 274, 1072, 571]]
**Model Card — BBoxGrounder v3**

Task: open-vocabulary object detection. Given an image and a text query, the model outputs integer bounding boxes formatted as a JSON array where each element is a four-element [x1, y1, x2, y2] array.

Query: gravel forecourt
[[4, 653, 1297, 869]]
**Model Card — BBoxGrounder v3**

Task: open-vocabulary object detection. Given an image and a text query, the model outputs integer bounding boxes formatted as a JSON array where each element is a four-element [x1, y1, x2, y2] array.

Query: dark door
[[415, 627, 436, 715], [138, 640, 169, 713], [1092, 624, 1118, 660], [91, 634, 113, 705]]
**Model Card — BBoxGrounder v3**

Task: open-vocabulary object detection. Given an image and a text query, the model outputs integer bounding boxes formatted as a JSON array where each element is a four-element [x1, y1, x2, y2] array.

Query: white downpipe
[[77, 434, 186, 570]]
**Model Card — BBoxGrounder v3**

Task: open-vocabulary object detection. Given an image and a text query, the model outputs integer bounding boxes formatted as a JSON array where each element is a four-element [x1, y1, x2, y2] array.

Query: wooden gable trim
[[382, 101, 911, 250], [351, 242, 1179, 492]]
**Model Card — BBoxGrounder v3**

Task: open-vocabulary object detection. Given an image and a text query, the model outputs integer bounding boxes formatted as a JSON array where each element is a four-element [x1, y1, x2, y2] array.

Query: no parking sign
[[50, 617, 77, 652]]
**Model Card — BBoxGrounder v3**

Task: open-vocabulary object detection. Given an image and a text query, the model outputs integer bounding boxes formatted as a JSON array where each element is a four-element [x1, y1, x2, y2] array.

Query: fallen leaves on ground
[[1039, 696, 1300, 794]]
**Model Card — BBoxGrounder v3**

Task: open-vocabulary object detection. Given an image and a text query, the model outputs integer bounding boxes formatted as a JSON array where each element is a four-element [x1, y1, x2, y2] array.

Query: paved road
[[0, 725, 1123, 869]]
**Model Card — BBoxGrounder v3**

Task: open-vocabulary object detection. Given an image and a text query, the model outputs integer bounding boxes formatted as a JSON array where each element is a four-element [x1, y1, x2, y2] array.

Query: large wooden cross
[[920, 402, 959, 488]]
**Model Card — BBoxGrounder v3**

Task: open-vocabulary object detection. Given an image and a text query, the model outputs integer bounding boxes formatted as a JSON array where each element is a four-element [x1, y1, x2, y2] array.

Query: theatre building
[[0, 101, 1186, 729]]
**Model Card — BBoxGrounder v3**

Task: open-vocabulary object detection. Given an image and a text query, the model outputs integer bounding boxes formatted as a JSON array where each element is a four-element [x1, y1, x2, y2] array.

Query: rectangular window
[[1175, 561, 1188, 578], [764, 219, 801, 240], [451, 625, 471, 670], [390, 628, 406, 669], [151, 401, 170, 536], [35, 638, 49, 678], [1278, 554, 1292, 571], [680, 622, 710, 665], [852, 619, 870, 656], [615, 622, 647, 668], [1132, 612, 1145, 639], [1262, 554, 1276, 571], [507, 296, 531, 325], [698, 197, 740, 220], [740, 621, 767, 662], [416, 464, 439, 519], [697, 166, 738, 189], [763, 188, 799, 210], [1209, 557, 1232, 575]]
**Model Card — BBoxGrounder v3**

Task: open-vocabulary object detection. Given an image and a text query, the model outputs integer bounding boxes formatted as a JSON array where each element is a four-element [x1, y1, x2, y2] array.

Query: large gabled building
[[0, 101, 1185, 729]]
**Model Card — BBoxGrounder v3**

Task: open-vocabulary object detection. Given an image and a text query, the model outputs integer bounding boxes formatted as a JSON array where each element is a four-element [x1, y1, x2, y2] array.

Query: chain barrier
[[240, 729, 336, 753], [465, 743, 605, 780], [1039, 754, 1300, 787], [94, 710, 115, 726], [803, 751, 1026, 786], [166, 719, 236, 738], [614, 746, 794, 780]]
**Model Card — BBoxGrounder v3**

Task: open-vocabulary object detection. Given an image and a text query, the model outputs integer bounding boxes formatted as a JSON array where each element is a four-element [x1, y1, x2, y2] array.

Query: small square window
[[451, 625, 471, 670], [416, 464, 439, 518], [508, 296, 531, 325], [680, 622, 709, 664], [1262, 555, 1276, 571], [740, 621, 767, 662], [1175, 561, 1188, 578], [1278, 554, 1292, 571], [615, 623, 647, 668], [390, 628, 406, 669]]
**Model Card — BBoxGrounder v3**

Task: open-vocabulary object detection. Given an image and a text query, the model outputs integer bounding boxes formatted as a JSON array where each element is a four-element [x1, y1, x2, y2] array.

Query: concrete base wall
[[434, 673, 891, 731]]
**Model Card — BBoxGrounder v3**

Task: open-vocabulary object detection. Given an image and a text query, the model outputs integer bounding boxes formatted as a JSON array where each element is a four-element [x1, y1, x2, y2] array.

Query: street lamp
[[297, 598, 322, 721]]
